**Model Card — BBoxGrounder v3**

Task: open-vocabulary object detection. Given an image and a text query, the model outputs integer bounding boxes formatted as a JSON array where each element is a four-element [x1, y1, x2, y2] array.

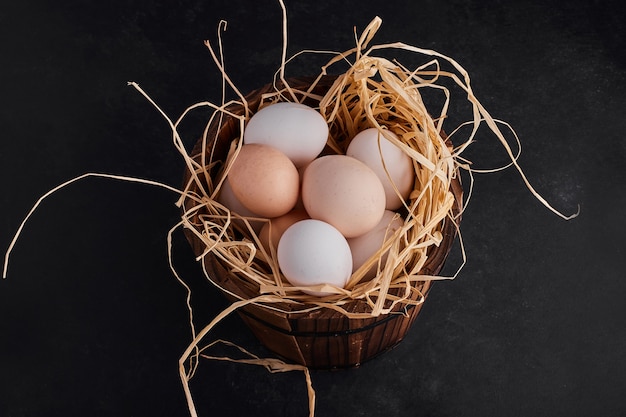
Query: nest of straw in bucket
[[179, 17, 464, 370]]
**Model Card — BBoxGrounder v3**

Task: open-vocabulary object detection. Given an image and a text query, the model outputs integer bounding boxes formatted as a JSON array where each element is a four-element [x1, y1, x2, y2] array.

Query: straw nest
[[179, 17, 464, 321]]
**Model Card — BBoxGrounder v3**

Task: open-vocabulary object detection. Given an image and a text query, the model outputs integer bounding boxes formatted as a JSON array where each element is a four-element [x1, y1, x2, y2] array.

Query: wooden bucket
[[182, 75, 463, 369]]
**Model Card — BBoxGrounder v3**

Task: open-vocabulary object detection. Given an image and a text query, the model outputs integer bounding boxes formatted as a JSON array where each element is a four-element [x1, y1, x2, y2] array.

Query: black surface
[[1, 1, 625, 416]]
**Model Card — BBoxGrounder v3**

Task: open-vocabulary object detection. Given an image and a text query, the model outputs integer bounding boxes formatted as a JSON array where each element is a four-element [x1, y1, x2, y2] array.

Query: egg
[[216, 178, 264, 233], [258, 209, 309, 255], [277, 219, 352, 296], [347, 210, 404, 281], [346, 127, 414, 210], [301, 154, 386, 238], [227, 143, 299, 218], [243, 102, 329, 167]]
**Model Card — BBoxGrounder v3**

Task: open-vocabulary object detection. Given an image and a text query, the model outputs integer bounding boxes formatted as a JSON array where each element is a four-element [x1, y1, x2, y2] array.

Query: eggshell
[[277, 219, 352, 296], [243, 102, 329, 167], [216, 178, 264, 234], [258, 209, 309, 255], [301, 155, 386, 238], [346, 128, 414, 210], [347, 210, 404, 281], [228, 143, 300, 218]]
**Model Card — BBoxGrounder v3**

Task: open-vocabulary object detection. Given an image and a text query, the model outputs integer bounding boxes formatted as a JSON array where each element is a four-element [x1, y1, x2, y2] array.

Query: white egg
[[243, 102, 329, 167], [277, 219, 352, 296], [346, 127, 414, 210], [347, 210, 404, 281]]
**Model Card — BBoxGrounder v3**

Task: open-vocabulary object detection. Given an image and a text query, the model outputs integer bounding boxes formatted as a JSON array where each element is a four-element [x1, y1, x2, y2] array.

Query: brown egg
[[228, 143, 300, 218], [258, 209, 310, 255], [301, 155, 386, 238]]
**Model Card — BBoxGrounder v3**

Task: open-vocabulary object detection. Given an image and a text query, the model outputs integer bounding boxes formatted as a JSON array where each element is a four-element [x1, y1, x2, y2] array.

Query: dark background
[[1, 1, 625, 416]]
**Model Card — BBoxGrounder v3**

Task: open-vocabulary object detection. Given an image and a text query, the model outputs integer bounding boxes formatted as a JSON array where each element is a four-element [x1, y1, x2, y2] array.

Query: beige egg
[[301, 155, 386, 238], [346, 128, 414, 210], [258, 209, 309, 255], [347, 210, 404, 281], [228, 143, 300, 218]]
